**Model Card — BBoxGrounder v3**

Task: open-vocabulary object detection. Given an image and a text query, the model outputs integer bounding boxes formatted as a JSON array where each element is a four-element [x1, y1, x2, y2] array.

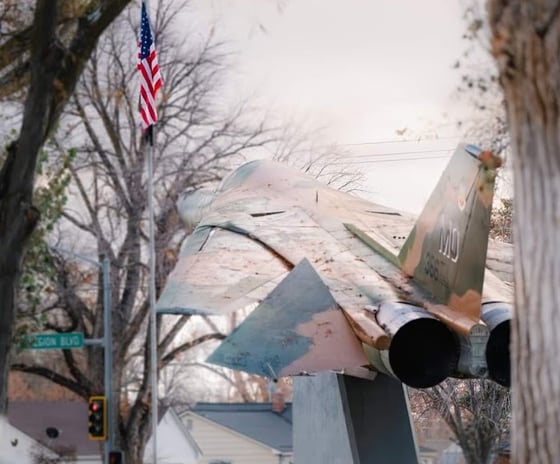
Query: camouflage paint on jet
[[157, 143, 511, 388], [398, 144, 502, 324]]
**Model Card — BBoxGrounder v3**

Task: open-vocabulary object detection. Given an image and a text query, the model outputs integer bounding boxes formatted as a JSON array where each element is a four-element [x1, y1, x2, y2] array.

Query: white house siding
[[144, 410, 199, 464], [185, 414, 282, 464], [0, 417, 55, 464]]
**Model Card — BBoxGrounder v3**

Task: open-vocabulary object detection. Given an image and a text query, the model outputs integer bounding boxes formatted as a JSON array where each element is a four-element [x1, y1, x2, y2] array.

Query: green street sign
[[25, 332, 84, 350]]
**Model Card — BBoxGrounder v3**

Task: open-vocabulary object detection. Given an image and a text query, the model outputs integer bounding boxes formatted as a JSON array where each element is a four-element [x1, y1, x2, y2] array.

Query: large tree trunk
[[0, 0, 132, 416], [0, 0, 60, 416], [488, 1, 560, 462]]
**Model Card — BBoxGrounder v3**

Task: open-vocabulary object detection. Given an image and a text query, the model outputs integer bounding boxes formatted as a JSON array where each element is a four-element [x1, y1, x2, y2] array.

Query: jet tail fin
[[207, 259, 368, 378], [398, 144, 502, 320]]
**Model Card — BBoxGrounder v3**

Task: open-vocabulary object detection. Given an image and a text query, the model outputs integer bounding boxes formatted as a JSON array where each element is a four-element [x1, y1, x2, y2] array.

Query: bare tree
[[411, 378, 510, 464], [31, 442, 77, 464], [271, 124, 365, 193], [453, 1, 509, 157], [0, 0, 133, 417], [9, 1, 275, 462], [486, 1, 560, 462], [164, 312, 293, 404]]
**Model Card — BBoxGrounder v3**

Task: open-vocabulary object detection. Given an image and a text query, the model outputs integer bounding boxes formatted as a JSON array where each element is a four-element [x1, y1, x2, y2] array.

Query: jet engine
[[366, 302, 460, 389], [481, 301, 512, 387]]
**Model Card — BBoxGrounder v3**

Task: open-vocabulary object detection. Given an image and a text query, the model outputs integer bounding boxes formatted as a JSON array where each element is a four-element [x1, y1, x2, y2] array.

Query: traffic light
[[88, 396, 107, 440], [109, 450, 124, 464]]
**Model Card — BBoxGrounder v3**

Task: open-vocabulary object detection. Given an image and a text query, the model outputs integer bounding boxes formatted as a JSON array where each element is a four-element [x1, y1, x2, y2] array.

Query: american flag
[[138, 0, 163, 131]]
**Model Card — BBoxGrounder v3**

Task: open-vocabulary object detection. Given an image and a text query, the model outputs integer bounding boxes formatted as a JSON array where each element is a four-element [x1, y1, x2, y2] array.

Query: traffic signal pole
[[54, 248, 114, 464], [102, 256, 114, 464], [83, 257, 113, 464]]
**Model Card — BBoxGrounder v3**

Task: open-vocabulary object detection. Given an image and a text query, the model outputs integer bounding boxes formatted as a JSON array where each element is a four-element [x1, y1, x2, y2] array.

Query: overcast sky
[[184, 0, 475, 213]]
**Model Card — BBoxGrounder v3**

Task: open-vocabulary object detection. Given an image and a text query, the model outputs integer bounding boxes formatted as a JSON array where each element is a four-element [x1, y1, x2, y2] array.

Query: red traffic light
[[90, 401, 100, 412], [88, 396, 107, 441], [109, 450, 123, 464]]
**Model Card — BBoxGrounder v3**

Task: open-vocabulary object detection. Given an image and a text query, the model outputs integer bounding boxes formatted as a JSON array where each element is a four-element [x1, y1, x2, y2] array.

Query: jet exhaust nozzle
[[481, 301, 512, 387], [372, 302, 460, 389]]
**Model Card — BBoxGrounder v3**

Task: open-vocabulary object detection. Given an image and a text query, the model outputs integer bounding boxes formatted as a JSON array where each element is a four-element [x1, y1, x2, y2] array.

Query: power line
[[344, 148, 453, 159], [330, 155, 451, 165], [337, 135, 461, 147]]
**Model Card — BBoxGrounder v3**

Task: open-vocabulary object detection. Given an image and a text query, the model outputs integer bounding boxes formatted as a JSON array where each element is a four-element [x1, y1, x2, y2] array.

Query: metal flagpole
[[147, 126, 158, 464], [138, 0, 162, 459]]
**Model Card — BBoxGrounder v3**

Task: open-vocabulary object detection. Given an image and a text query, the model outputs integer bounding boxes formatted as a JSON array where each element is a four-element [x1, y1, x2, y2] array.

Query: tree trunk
[[0, 0, 60, 416], [0, 0, 132, 416], [488, 1, 560, 462]]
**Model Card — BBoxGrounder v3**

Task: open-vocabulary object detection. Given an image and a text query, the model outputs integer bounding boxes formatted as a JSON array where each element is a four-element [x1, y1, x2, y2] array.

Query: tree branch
[[161, 333, 226, 366], [11, 363, 89, 398]]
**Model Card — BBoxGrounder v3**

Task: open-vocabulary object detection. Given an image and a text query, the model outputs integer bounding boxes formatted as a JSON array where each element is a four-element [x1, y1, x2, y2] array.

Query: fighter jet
[[157, 143, 511, 389]]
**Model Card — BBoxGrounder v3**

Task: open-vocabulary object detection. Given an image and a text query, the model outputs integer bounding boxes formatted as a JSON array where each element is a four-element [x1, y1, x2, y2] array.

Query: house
[[438, 438, 511, 464], [182, 402, 438, 464], [145, 407, 201, 464], [8, 401, 101, 463], [182, 402, 293, 464], [418, 445, 439, 464], [0, 415, 56, 464], [439, 443, 465, 464], [8, 401, 200, 464]]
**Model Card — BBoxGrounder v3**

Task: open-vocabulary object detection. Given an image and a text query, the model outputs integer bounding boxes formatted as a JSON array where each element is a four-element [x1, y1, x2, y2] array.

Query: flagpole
[[147, 125, 158, 464], [138, 0, 161, 461]]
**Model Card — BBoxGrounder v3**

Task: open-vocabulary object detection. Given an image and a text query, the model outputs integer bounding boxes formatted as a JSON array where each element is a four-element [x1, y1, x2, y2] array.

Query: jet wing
[[155, 219, 290, 315], [157, 197, 400, 317], [207, 258, 369, 377], [157, 159, 416, 317], [157, 151, 511, 387]]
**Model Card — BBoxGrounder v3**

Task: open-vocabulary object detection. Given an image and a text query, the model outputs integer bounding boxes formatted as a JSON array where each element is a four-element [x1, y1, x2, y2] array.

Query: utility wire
[[344, 148, 453, 158], [330, 155, 451, 165], [337, 135, 461, 147]]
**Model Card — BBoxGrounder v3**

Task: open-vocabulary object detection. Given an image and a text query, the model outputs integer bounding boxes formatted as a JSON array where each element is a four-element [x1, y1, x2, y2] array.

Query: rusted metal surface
[[341, 308, 391, 350], [208, 259, 368, 378], [156, 223, 290, 315], [157, 143, 511, 388], [398, 144, 501, 323]]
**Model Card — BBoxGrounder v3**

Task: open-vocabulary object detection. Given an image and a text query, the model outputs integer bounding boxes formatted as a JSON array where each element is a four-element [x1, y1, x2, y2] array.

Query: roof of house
[[8, 401, 174, 458], [8, 400, 101, 456], [189, 402, 293, 453]]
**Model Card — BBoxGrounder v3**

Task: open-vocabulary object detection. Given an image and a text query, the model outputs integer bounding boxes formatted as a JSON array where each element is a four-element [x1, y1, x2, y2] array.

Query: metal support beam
[[294, 372, 419, 463], [102, 256, 113, 464], [83, 338, 104, 346]]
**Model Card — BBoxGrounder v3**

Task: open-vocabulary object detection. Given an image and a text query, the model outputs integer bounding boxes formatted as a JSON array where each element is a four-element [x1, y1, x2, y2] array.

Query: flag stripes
[[138, 0, 163, 131]]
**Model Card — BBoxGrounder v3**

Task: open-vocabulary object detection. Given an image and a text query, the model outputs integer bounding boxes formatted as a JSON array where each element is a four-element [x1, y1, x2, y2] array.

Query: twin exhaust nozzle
[[366, 301, 511, 389]]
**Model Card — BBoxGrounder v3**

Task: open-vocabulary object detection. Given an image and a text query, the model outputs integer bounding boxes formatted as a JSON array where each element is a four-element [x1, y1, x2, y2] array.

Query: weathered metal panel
[[157, 224, 289, 315], [158, 147, 510, 388], [207, 259, 368, 378], [398, 144, 502, 321]]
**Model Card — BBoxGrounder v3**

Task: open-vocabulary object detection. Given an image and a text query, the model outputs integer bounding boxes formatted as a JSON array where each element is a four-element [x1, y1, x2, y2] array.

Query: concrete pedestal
[[293, 373, 419, 464]]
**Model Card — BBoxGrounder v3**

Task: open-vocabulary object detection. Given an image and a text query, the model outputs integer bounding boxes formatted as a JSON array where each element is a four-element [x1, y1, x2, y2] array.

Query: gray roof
[[8, 401, 173, 458], [8, 400, 101, 456], [190, 402, 293, 453]]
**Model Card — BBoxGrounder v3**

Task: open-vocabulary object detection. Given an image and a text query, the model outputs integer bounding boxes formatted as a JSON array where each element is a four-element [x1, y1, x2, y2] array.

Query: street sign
[[25, 332, 84, 350]]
